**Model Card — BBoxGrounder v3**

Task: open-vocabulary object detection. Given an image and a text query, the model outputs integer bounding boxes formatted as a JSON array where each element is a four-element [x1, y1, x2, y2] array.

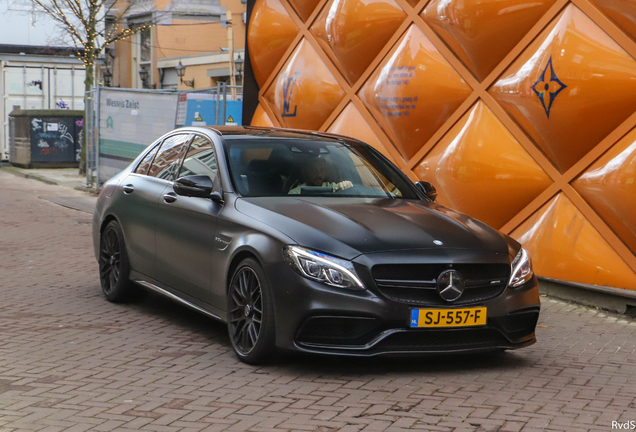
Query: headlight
[[284, 246, 365, 290], [509, 247, 533, 287]]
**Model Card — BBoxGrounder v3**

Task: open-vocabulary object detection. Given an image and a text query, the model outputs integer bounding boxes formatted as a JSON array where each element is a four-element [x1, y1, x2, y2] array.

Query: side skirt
[[134, 279, 226, 323]]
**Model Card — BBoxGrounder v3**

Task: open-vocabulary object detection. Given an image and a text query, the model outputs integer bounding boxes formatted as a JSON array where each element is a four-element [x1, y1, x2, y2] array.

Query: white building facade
[[0, 0, 86, 160]]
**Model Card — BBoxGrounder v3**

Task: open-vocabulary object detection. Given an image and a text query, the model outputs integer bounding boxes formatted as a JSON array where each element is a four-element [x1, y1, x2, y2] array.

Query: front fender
[[225, 232, 290, 289]]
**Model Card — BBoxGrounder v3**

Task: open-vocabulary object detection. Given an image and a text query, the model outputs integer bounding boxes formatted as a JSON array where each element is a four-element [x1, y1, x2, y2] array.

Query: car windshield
[[225, 138, 419, 199]]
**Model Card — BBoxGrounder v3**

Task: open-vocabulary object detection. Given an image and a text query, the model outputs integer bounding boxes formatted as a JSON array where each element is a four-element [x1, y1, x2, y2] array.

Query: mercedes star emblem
[[436, 269, 465, 302]]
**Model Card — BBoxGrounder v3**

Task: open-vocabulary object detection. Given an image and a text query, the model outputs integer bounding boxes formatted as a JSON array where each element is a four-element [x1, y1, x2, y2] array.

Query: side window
[[135, 143, 160, 175], [177, 135, 218, 180], [147, 134, 192, 180]]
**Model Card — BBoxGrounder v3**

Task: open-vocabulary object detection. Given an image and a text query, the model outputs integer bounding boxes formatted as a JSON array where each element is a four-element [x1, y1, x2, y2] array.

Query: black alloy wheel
[[100, 226, 121, 295], [229, 267, 262, 354], [99, 220, 140, 302], [228, 258, 275, 364]]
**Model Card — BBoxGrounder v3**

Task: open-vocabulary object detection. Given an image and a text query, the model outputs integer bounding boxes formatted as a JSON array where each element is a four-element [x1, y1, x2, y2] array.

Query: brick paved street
[[1, 170, 635, 432]]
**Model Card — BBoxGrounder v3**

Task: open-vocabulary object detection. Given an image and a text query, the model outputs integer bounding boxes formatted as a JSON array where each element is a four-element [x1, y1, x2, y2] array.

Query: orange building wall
[[247, 0, 636, 290], [156, 18, 246, 61], [111, 0, 246, 89]]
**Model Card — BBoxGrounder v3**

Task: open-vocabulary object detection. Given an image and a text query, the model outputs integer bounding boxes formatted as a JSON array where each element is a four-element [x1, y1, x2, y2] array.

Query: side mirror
[[174, 175, 214, 198], [415, 181, 437, 202]]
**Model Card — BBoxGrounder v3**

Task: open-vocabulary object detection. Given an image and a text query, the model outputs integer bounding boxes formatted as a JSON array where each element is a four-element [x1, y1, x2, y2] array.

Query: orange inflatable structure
[[246, 0, 636, 291]]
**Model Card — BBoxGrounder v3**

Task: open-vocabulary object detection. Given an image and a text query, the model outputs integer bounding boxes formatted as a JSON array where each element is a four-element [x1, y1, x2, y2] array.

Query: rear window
[[135, 145, 159, 175], [147, 134, 192, 180]]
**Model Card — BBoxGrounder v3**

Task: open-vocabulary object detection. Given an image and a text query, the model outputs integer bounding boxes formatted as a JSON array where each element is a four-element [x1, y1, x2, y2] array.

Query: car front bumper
[[264, 254, 540, 357]]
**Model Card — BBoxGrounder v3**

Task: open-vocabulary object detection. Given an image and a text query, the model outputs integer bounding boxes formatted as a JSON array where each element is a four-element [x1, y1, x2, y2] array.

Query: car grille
[[375, 328, 509, 350], [372, 264, 510, 306]]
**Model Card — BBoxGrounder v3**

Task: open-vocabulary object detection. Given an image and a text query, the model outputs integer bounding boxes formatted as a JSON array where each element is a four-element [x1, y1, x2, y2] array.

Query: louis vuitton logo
[[282, 72, 299, 118]]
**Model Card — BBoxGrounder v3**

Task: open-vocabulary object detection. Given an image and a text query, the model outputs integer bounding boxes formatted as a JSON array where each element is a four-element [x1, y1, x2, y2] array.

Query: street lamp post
[[176, 60, 194, 88], [235, 54, 244, 85], [138, 67, 156, 89], [103, 68, 112, 87]]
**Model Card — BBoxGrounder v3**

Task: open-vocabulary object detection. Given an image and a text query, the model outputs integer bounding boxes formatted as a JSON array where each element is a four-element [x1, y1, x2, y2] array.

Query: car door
[[118, 133, 193, 280], [114, 139, 166, 279], [154, 134, 224, 308]]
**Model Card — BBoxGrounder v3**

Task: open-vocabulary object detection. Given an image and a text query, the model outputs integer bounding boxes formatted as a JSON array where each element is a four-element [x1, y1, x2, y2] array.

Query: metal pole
[[85, 90, 92, 186], [40, 66, 45, 108], [222, 82, 227, 126], [53, 67, 58, 109], [95, 86, 100, 188], [22, 66, 26, 108], [215, 82, 220, 124], [226, 11, 236, 101], [71, 67, 75, 109], [0, 59, 5, 160]]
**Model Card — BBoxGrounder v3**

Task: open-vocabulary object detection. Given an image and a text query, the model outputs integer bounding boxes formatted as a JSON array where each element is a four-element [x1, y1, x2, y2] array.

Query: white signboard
[[98, 88, 178, 183]]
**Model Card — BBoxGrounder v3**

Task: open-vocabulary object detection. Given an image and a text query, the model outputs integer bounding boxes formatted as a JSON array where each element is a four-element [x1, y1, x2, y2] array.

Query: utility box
[[8, 108, 83, 168]]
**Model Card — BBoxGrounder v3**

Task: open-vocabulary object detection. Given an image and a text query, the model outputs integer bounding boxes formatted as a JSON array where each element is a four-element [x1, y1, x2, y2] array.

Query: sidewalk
[[0, 163, 96, 194]]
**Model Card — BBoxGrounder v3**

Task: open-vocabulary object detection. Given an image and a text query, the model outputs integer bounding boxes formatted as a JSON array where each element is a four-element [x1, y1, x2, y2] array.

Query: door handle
[[123, 184, 135, 194], [163, 192, 177, 203]]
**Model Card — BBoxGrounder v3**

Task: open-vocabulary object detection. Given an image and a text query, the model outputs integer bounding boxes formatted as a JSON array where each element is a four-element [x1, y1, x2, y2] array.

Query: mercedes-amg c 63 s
[[93, 127, 540, 364]]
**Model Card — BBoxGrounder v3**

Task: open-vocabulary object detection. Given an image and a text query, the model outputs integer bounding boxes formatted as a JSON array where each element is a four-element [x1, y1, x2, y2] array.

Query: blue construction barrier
[[180, 95, 243, 127]]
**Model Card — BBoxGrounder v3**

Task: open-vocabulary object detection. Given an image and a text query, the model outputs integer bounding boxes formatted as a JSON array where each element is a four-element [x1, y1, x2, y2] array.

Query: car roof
[[201, 126, 351, 143]]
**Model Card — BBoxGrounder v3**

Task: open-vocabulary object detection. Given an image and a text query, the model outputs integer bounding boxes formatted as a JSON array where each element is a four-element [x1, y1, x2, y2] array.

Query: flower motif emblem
[[532, 56, 567, 118]]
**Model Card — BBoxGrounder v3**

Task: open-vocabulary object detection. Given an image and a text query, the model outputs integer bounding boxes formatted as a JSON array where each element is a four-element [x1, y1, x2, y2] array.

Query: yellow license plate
[[410, 307, 487, 328]]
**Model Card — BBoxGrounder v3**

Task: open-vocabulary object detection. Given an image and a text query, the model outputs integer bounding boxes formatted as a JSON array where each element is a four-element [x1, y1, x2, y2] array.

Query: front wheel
[[227, 258, 276, 364]]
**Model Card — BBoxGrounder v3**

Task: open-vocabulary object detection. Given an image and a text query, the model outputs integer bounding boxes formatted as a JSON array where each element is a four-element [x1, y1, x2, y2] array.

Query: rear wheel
[[227, 258, 276, 364], [99, 220, 142, 302]]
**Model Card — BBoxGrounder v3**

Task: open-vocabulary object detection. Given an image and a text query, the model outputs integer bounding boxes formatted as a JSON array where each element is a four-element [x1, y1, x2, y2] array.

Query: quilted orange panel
[[359, 25, 472, 161], [264, 39, 346, 130], [490, 5, 636, 173], [415, 101, 552, 229]]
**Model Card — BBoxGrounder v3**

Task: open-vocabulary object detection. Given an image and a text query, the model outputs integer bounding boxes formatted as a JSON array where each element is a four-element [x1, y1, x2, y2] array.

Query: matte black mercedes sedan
[[93, 126, 540, 364]]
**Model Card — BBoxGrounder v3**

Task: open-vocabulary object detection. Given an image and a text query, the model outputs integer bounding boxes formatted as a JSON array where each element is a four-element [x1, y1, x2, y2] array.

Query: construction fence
[[85, 84, 242, 187]]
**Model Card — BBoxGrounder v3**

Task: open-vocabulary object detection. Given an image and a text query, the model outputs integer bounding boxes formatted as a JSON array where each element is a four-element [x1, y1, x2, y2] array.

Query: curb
[[0, 165, 97, 195], [0, 166, 59, 186], [74, 185, 99, 196], [539, 277, 636, 315]]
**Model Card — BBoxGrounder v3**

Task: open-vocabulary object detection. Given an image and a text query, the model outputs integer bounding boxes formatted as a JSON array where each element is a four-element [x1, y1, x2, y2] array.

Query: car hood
[[236, 197, 508, 260]]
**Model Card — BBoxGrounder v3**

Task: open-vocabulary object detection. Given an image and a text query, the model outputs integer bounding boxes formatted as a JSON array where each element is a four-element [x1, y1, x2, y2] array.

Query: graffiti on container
[[30, 118, 82, 162], [54, 140, 69, 150], [56, 99, 70, 109], [38, 138, 59, 155], [76, 128, 83, 161], [75, 119, 84, 127], [282, 72, 299, 118], [31, 118, 43, 131], [40, 147, 59, 155], [28, 80, 43, 90], [59, 123, 74, 144]]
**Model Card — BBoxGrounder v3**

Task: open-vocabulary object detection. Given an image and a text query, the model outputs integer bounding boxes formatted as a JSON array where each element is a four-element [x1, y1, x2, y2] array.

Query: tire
[[227, 258, 276, 364], [99, 220, 142, 303]]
